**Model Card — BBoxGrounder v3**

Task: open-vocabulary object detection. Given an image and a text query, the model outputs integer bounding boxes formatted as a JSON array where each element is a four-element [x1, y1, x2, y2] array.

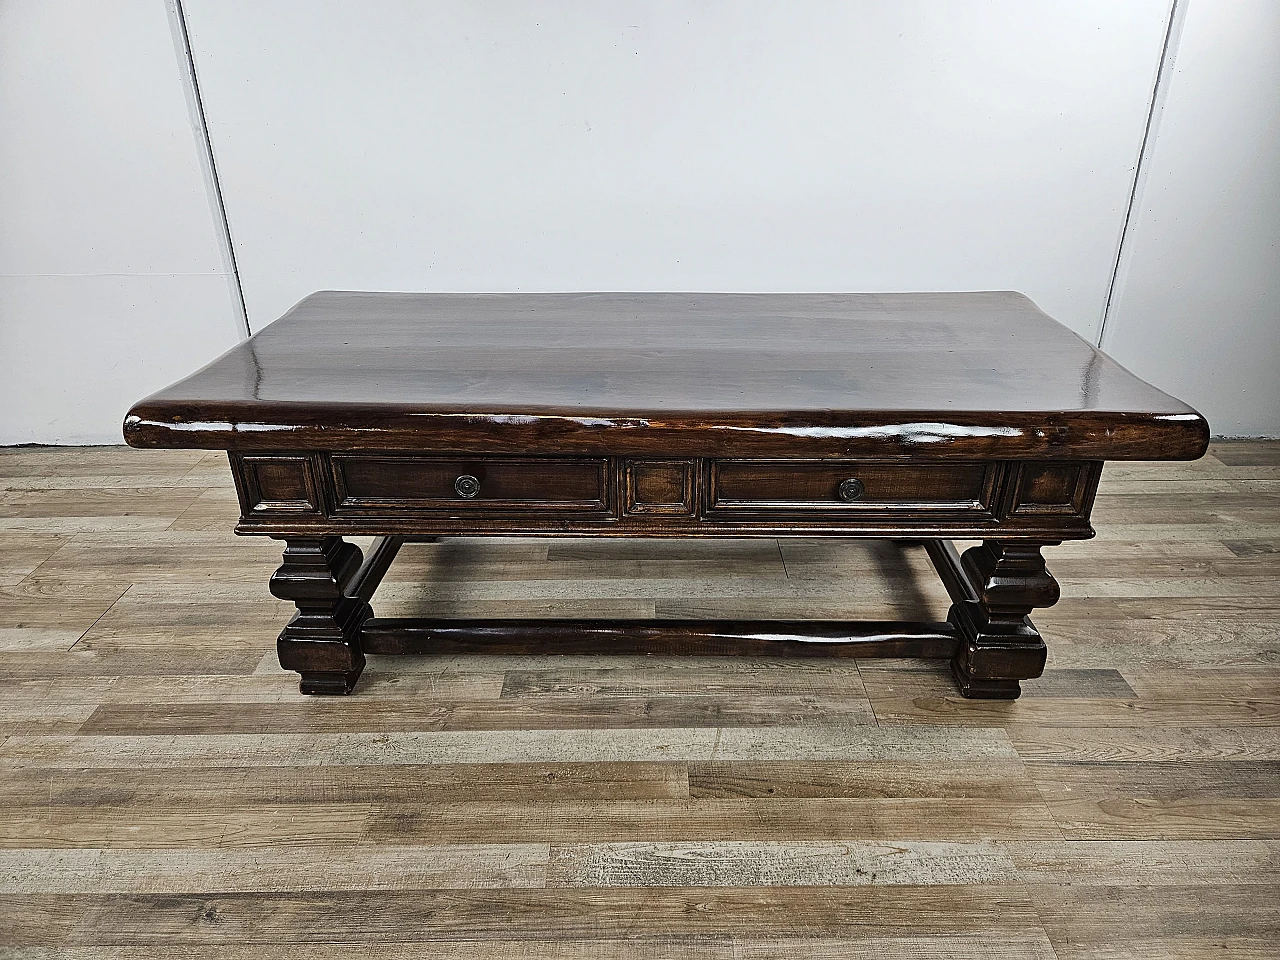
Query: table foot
[[926, 537, 1054, 701], [299, 668, 364, 695], [270, 536, 372, 695], [951, 660, 1022, 699], [946, 540, 1059, 700]]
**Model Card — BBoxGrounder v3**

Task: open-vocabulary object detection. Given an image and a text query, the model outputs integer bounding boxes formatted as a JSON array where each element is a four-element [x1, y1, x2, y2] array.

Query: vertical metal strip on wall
[[1097, 0, 1186, 350], [167, 0, 252, 339]]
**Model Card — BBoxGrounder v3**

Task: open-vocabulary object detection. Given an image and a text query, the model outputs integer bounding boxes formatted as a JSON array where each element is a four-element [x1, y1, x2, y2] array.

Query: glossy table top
[[125, 292, 1209, 459]]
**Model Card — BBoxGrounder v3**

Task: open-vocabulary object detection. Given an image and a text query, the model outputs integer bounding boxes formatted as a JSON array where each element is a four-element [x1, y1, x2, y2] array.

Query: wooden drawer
[[330, 455, 612, 517], [705, 459, 1001, 518]]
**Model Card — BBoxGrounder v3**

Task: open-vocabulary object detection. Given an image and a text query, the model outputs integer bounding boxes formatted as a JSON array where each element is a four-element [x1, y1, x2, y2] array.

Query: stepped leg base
[[299, 668, 364, 695], [951, 660, 1022, 699]]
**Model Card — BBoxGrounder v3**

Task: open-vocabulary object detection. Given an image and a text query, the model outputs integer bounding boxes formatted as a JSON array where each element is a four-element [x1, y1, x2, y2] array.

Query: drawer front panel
[[332, 455, 611, 516], [706, 460, 1000, 517]]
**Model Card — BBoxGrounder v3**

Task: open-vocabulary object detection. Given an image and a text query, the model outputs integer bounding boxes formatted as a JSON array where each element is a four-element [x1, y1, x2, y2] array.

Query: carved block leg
[[270, 537, 372, 695], [950, 540, 1060, 700]]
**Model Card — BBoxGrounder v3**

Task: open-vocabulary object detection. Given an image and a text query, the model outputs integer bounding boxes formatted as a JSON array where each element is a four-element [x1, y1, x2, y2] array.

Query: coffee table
[[124, 292, 1209, 698]]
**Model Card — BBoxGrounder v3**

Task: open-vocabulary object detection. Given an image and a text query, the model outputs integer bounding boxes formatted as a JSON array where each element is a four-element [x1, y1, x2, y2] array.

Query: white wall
[[3, 0, 1276, 443], [182, 0, 1170, 344], [1103, 0, 1280, 437], [0, 0, 242, 445]]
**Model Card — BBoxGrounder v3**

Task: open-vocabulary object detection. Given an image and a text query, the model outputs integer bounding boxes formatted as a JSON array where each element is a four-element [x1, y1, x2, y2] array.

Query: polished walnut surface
[[119, 292, 1213, 699], [124, 291, 1208, 460]]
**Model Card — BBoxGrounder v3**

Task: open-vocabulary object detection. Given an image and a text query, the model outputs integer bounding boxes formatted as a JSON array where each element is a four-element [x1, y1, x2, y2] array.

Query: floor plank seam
[[65, 583, 135, 654], [12, 532, 83, 587]]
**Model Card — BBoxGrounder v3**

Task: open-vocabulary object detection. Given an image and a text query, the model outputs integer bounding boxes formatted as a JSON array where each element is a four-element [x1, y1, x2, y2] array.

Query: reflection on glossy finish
[[124, 291, 1209, 460]]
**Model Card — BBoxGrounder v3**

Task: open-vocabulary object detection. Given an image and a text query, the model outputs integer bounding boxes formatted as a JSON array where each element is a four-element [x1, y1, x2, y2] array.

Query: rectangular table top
[[124, 291, 1208, 460]]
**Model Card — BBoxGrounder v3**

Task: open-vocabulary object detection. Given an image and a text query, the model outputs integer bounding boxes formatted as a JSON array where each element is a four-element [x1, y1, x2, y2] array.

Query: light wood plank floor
[[1, 442, 1277, 957]]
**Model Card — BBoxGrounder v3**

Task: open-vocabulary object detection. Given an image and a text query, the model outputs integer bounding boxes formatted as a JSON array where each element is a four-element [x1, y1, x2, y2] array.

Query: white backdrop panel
[[0, 0, 242, 445], [1103, 0, 1280, 437], [184, 0, 1171, 340]]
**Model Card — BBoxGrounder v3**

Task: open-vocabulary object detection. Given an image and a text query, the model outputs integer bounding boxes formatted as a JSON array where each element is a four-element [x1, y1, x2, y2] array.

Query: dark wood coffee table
[[124, 292, 1209, 698]]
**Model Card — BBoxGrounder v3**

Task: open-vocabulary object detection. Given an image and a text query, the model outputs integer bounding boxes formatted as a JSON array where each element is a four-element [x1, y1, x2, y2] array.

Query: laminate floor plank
[[868, 693, 1280, 727], [546, 839, 1021, 886], [0, 762, 691, 806], [0, 447, 207, 473], [1047, 594, 1280, 619], [0, 650, 265, 679], [687, 759, 1043, 801], [1047, 938, 1278, 960], [374, 576, 939, 604], [1089, 492, 1280, 524], [1121, 665, 1280, 699], [1036, 627, 1279, 670], [0, 938, 1061, 960], [0, 487, 206, 521], [165, 487, 243, 532], [0, 581, 129, 651], [1028, 759, 1280, 800], [0, 885, 1048, 945], [0, 725, 1018, 768], [402, 557, 796, 585], [367, 797, 1062, 843], [1038, 575, 1280, 598], [653, 597, 947, 619], [1002, 838, 1280, 885], [373, 598, 661, 620], [0, 516, 189, 535], [1223, 537, 1280, 557], [0, 803, 375, 848], [0, 701, 97, 737], [0, 472, 219, 490], [1008, 725, 1280, 762], [0, 532, 68, 586], [19, 533, 281, 585], [501, 663, 869, 698], [857, 661, 1139, 700], [1027, 757, 1280, 839], [72, 596, 294, 652], [0, 443, 1276, 955], [0, 844, 550, 893], [1023, 882, 1280, 945], [1211, 441, 1280, 465], [1103, 461, 1280, 482], [1094, 477, 1280, 494], [3, 672, 505, 708], [1039, 797, 1280, 839], [77, 693, 877, 735], [1050, 555, 1280, 579], [1088, 521, 1280, 542]]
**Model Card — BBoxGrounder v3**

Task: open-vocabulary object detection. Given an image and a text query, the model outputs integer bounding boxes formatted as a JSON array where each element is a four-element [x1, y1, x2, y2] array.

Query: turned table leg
[[270, 536, 372, 694], [949, 540, 1061, 699]]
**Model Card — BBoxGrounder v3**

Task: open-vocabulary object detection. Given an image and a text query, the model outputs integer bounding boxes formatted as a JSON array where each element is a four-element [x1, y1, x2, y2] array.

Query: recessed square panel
[[1005, 461, 1101, 519], [238, 455, 321, 514], [624, 460, 696, 516]]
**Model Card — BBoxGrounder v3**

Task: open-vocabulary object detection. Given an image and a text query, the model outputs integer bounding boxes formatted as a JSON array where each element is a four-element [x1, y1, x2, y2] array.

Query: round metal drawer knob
[[838, 478, 865, 502], [454, 474, 480, 499]]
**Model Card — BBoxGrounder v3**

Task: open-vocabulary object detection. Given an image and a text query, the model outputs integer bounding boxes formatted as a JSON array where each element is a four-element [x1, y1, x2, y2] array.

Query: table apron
[[229, 452, 1103, 541]]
